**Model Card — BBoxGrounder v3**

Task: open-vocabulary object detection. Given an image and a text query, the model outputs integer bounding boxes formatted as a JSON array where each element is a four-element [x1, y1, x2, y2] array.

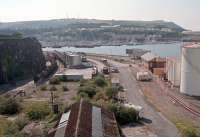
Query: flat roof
[[141, 52, 158, 62], [184, 43, 200, 48], [56, 68, 93, 79]]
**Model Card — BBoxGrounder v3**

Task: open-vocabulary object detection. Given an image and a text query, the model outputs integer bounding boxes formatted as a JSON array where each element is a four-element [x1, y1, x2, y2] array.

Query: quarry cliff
[[0, 36, 46, 84]]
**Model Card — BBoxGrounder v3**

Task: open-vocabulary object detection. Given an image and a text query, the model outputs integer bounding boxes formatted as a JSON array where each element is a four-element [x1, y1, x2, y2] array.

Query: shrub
[[79, 92, 89, 98], [176, 123, 200, 137], [14, 115, 28, 130], [94, 76, 107, 87], [185, 129, 200, 137], [115, 106, 137, 125], [105, 87, 118, 99], [0, 97, 21, 115], [59, 75, 68, 82], [49, 86, 57, 91], [94, 92, 107, 101], [3, 121, 19, 136], [79, 79, 87, 87], [62, 86, 69, 92], [106, 102, 138, 125], [40, 85, 47, 91], [78, 85, 97, 98], [49, 77, 60, 85], [25, 102, 51, 120]]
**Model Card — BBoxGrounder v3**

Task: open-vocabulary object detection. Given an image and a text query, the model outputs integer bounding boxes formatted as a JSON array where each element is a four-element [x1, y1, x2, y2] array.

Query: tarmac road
[[106, 59, 181, 137]]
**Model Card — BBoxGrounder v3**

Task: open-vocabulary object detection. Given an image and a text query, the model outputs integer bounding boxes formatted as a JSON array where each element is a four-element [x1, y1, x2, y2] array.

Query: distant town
[[1, 19, 200, 48]]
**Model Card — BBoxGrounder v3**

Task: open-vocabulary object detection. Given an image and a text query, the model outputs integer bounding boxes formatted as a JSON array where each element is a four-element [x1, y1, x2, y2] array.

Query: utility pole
[[50, 91, 54, 108]]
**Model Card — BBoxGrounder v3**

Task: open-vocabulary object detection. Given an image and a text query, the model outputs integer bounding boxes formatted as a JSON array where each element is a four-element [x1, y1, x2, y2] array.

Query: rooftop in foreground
[[46, 100, 120, 137]]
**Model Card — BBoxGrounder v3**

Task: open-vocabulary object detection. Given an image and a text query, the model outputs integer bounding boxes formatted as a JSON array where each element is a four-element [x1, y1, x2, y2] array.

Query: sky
[[0, 0, 200, 31]]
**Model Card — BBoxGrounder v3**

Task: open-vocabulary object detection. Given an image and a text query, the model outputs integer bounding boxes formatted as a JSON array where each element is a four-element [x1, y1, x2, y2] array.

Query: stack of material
[[141, 53, 166, 77]]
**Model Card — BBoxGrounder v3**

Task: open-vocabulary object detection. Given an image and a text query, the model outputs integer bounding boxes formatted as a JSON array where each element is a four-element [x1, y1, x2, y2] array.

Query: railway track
[[92, 55, 200, 118], [157, 79, 200, 118], [127, 61, 200, 118], [167, 93, 200, 117]]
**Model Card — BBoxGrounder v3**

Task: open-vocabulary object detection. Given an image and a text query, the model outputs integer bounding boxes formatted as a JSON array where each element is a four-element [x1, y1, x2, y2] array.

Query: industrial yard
[[1, 1, 200, 136], [0, 43, 200, 137], [86, 43, 200, 137]]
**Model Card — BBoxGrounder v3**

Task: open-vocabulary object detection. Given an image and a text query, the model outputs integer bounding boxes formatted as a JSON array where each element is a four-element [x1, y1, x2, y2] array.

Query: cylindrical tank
[[166, 58, 181, 87], [180, 44, 200, 96]]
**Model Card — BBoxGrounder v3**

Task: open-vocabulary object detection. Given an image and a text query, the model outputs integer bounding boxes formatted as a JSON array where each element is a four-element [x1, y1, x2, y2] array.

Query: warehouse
[[141, 52, 166, 78], [67, 54, 82, 68], [46, 100, 120, 137]]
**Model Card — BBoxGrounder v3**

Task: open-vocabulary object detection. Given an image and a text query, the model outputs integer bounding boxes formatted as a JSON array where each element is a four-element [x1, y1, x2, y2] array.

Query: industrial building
[[66, 54, 82, 68], [180, 43, 200, 96], [54, 73, 83, 81], [166, 58, 181, 87], [46, 100, 120, 137], [141, 52, 166, 78]]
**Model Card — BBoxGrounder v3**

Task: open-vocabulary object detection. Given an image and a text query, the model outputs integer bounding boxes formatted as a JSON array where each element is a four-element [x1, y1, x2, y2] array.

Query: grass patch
[[175, 122, 200, 137], [23, 101, 51, 120]]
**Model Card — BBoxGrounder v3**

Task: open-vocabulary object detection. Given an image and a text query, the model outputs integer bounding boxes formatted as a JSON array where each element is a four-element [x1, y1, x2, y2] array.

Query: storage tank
[[180, 43, 200, 96], [166, 58, 181, 87]]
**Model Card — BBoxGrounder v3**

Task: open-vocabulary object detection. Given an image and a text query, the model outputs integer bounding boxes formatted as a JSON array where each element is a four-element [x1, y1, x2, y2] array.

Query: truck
[[136, 71, 152, 81], [102, 67, 109, 74]]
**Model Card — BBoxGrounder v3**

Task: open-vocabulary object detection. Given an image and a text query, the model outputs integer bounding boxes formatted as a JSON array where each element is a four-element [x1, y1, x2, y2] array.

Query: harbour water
[[43, 42, 183, 57]]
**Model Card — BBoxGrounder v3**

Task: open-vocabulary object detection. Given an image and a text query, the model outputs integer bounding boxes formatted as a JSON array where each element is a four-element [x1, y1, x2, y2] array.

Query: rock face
[[0, 37, 46, 84]]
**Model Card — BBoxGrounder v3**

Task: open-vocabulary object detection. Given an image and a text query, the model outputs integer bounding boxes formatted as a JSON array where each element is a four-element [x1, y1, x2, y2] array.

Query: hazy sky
[[0, 0, 200, 30]]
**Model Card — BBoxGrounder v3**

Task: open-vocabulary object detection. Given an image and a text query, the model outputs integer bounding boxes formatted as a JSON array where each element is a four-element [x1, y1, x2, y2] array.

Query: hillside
[[0, 19, 184, 31], [0, 19, 185, 47]]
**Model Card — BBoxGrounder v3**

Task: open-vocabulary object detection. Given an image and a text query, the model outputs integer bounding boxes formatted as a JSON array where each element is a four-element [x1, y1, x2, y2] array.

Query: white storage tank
[[166, 58, 181, 87], [180, 43, 200, 96]]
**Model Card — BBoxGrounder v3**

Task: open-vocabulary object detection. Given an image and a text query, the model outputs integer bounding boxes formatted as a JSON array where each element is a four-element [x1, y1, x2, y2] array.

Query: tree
[[78, 85, 97, 98]]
